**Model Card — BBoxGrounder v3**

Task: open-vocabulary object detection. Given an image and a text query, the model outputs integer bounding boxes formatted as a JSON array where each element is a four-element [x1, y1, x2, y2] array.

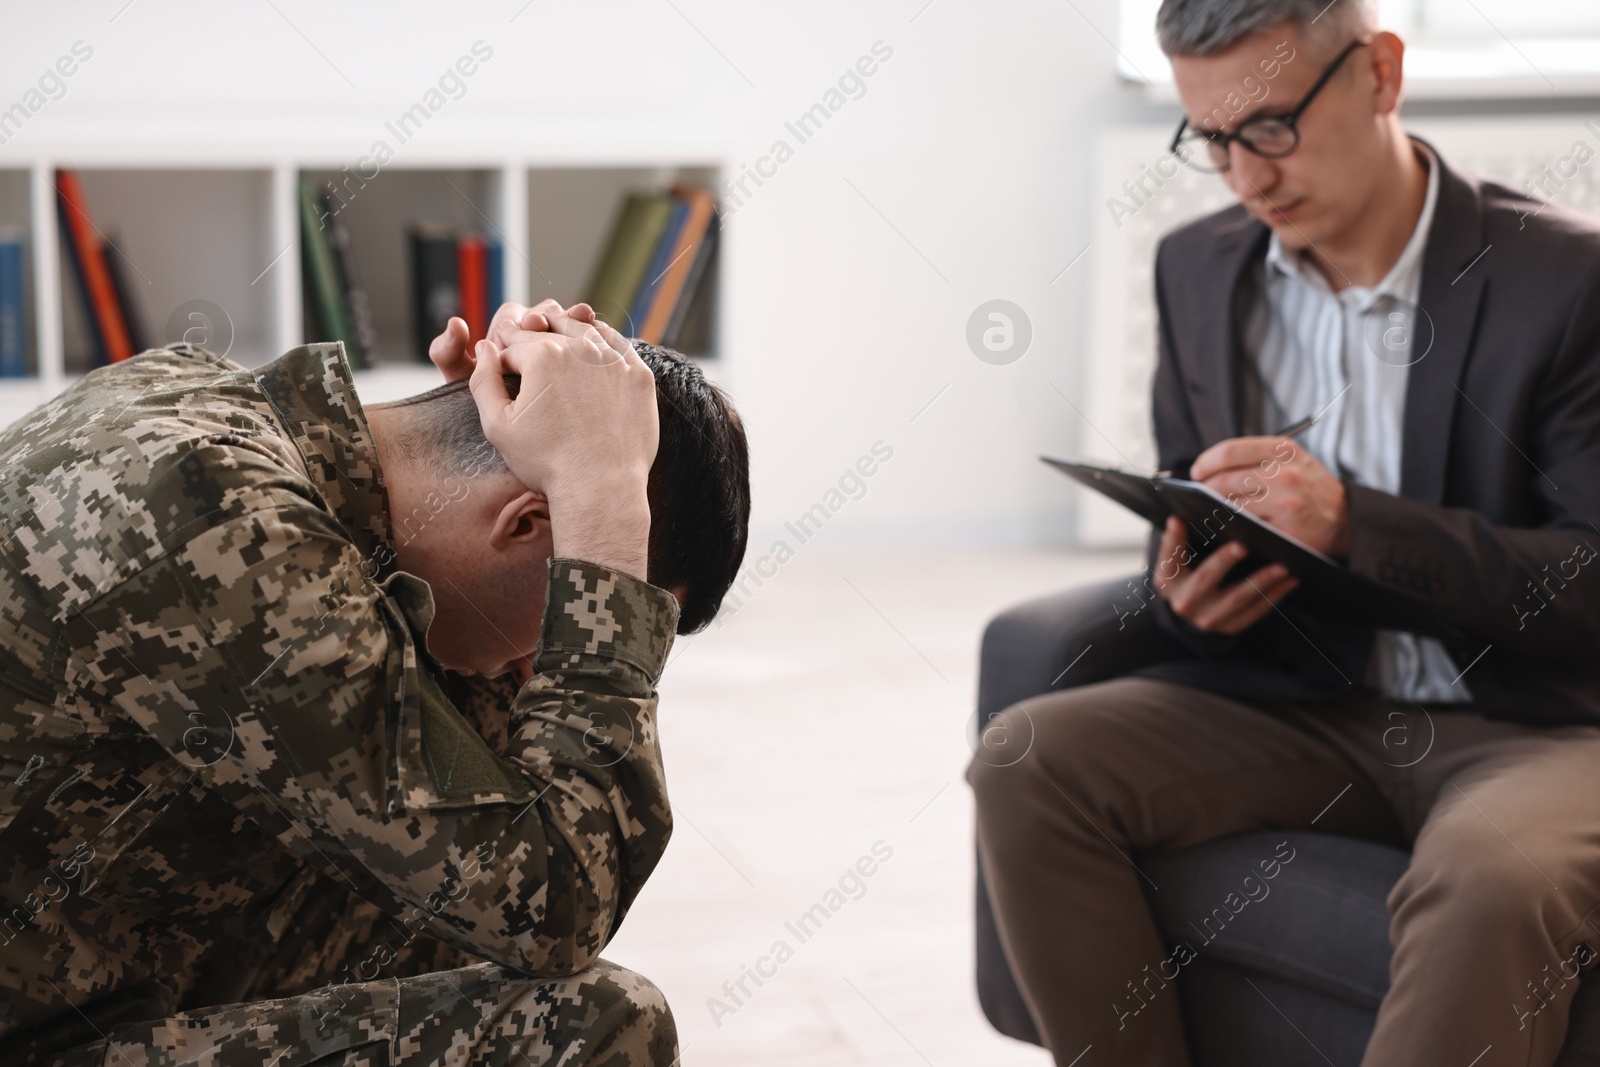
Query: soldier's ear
[[488, 490, 550, 550]]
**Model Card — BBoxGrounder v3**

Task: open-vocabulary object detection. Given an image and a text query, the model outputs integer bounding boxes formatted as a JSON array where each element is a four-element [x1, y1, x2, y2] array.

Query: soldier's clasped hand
[[427, 299, 600, 383], [467, 305, 657, 582]]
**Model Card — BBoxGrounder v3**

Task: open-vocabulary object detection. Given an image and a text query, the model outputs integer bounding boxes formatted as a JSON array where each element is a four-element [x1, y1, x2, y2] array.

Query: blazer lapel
[[1199, 214, 1271, 443], [1403, 143, 1488, 505]]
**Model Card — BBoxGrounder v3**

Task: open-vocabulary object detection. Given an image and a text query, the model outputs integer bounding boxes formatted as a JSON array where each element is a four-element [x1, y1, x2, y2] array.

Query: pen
[[1154, 413, 1322, 479], [1273, 413, 1320, 439]]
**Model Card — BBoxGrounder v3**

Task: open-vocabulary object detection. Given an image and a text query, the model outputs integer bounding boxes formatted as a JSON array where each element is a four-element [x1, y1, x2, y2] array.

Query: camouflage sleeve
[[200, 867, 487, 1003], [66, 500, 679, 978]]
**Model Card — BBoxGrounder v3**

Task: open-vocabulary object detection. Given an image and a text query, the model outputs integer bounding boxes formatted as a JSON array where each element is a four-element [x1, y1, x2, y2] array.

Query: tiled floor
[[602, 546, 1142, 1066]]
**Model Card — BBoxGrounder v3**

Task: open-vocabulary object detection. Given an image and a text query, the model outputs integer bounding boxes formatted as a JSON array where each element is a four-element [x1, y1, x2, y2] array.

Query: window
[[1411, 0, 1600, 38], [1118, 0, 1600, 97]]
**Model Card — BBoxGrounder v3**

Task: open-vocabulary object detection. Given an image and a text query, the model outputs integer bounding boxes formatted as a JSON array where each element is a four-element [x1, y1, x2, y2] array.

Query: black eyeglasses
[[1169, 38, 1372, 174]]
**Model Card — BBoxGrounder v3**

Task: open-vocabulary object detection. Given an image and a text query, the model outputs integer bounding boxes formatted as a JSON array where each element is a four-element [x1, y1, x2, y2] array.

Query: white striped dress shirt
[[1241, 147, 1468, 703]]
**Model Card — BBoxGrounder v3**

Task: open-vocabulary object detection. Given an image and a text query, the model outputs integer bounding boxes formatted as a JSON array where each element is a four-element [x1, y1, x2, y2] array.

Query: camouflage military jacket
[[0, 343, 678, 1057]]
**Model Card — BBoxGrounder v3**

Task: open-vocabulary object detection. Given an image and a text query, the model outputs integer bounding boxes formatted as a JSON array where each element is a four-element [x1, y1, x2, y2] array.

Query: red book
[[56, 170, 134, 364], [457, 236, 487, 346]]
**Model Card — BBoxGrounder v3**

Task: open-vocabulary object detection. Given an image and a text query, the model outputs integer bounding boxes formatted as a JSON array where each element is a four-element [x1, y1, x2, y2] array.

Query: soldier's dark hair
[[384, 343, 750, 635], [1156, 0, 1376, 56]]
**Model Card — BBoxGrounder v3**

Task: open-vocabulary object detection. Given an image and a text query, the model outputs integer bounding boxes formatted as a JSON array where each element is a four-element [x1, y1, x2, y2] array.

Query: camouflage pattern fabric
[[0, 343, 681, 1066], [45, 959, 677, 1067]]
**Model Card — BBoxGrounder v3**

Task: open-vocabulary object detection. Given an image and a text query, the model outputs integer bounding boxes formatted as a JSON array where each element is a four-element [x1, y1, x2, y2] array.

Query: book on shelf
[[641, 188, 716, 345], [586, 193, 675, 337], [627, 196, 689, 336], [586, 186, 718, 349], [660, 201, 718, 351], [322, 183, 378, 369], [485, 240, 503, 337], [299, 179, 368, 370], [56, 169, 135, 366], [457, 234, 488, 346], [664, 217, 717, 354], [409, 224, 458, 362], [407, 224, 502, 361], [101, 234, 148, 356], [0, 229, 27, 378]]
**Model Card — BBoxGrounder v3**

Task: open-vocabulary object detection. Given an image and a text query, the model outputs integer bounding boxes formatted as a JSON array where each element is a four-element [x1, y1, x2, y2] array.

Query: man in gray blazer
[[970, 1, 1600, 1064]]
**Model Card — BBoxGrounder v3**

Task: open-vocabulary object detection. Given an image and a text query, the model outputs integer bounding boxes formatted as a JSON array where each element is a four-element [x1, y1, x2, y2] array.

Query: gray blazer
[[1137, 142, 1600, 724]]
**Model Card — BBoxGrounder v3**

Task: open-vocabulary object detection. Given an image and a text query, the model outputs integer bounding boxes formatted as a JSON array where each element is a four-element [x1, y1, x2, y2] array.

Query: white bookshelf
[[0, 137, 724, 422]]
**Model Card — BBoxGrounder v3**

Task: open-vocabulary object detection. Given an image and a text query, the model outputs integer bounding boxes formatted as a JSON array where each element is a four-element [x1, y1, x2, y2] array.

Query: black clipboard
[[1043, 456, 1459, 640]]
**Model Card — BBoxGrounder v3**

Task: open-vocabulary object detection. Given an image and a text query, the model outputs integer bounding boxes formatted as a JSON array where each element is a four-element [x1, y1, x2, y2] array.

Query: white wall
[[0, 0, 1170, 550]]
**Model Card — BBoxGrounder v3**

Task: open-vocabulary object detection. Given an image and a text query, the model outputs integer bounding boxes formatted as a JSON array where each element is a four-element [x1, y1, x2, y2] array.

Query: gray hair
[[1156, 0, 1377, 56]]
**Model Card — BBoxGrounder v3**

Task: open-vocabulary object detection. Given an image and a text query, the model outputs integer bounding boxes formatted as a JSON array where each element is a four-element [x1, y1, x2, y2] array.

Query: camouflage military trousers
[[47, 960, 676, 1067]]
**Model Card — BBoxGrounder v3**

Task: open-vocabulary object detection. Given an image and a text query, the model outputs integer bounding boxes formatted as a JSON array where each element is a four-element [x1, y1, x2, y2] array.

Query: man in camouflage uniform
[[0, 302, 751, 1065]]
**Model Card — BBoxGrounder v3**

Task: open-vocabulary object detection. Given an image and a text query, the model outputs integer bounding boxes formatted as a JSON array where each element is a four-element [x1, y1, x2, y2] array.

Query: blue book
[[484, 239, 503, 329], [0, 231, 27, 377], [628, 196, 688, 334]]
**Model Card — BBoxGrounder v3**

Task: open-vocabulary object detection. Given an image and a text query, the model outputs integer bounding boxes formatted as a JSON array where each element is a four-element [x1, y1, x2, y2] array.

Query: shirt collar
[[1264, 140, 1441, 307], [253, 342, 395, 571]]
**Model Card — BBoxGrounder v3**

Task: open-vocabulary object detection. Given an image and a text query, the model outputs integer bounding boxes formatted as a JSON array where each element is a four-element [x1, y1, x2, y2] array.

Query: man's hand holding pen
[[1191, 435, 1351, 559]]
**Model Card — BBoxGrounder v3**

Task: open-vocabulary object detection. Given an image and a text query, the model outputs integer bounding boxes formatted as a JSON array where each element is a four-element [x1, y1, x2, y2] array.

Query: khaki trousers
[[968, 678, 1600, 1067]]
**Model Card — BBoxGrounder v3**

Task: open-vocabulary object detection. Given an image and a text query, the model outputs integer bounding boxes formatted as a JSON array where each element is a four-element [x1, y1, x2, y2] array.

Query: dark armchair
[[973, 575, 1600, 1065]]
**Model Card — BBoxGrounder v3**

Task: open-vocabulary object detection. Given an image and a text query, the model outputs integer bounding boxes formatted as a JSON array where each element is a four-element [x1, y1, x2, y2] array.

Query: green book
[[586, 193, 674, 336], [299, 178, 361, 368]]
